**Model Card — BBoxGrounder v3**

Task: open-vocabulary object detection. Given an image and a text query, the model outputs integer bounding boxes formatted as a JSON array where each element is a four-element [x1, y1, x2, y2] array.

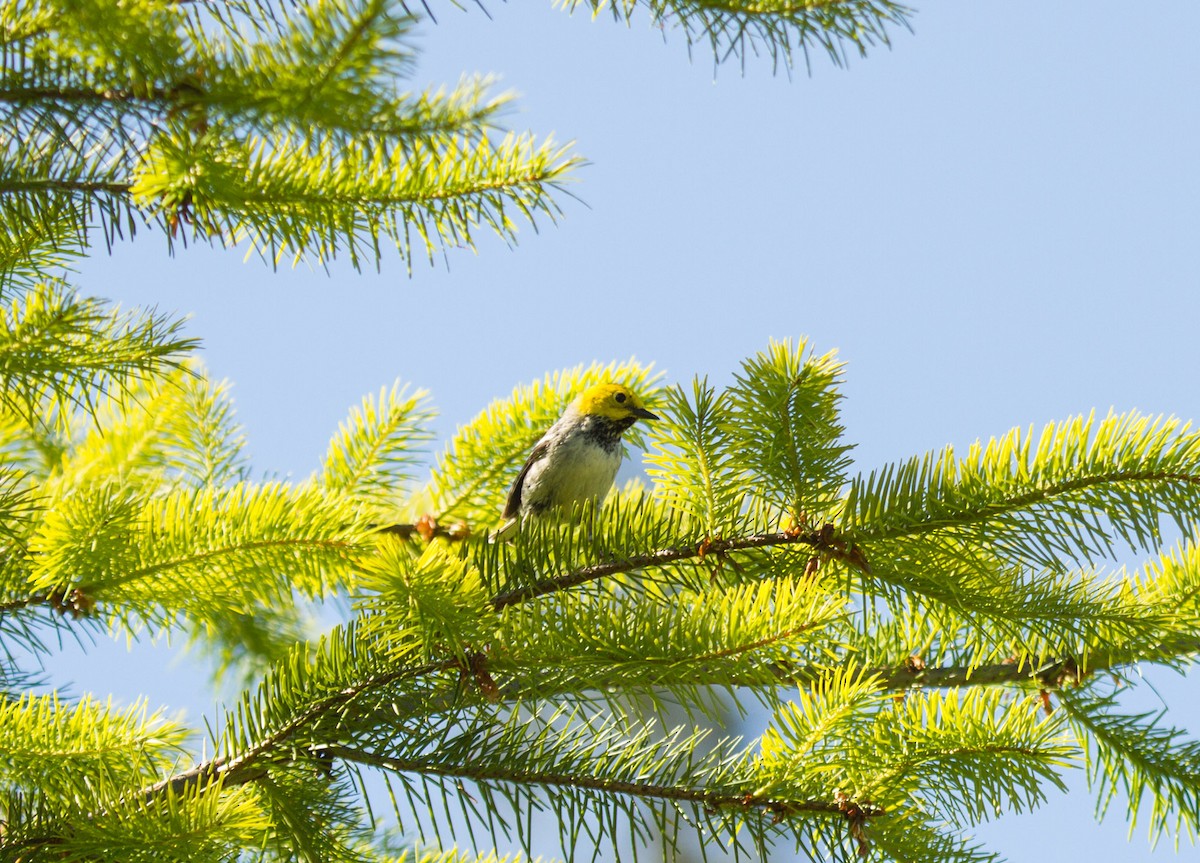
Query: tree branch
[[319, 743, 882, 821], [854, 469, 1200, 544], [136, 657, 459, 799], [22, 508, 1200, 841], [0, 593, 47, 615], [0, 178, 133, 197], [0, 85, 174, 106], [490, 525, 865, 609], [40, 634, 1174, 859], [781, 636, 1200, 693]]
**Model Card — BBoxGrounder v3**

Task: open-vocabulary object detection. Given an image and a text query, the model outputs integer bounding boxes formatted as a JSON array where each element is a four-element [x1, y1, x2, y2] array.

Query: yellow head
[[573, 383, 659, 422]]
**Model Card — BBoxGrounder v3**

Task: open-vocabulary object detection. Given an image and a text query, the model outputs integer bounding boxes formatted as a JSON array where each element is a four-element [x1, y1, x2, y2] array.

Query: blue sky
[[50, 1, 1200, 859]]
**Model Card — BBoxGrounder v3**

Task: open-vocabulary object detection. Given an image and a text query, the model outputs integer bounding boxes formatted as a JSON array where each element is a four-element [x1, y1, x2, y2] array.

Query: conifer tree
[[4, 2, 1200, 862]]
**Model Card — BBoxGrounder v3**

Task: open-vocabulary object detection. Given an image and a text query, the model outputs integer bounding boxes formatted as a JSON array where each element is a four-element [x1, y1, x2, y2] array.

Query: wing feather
[[502, 438, 551, 520]]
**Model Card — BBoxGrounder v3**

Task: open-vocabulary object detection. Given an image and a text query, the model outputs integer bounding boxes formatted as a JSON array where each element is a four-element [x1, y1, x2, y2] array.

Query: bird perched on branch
[[497, 382, 658, 536]]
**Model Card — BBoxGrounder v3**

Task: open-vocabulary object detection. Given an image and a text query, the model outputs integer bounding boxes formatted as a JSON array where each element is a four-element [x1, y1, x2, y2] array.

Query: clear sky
[[47, 1, 1200, 859]]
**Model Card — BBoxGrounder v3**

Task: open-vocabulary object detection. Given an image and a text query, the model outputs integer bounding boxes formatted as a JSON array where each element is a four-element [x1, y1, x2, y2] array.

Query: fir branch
[[335, 702, 888, 859], [321, 742, 871, 820], [726, 337, 851, 520], [488, 570, 842, 698], [4, 781, 267, 863], [2, 0, 576, 268], [852, 689, 1073, 826], [136, 657, 459, 801], [861, 468, 1200, 544], [53, 365, 248, 490], [854, 546, 1171, 672], [0, 693, 191, 805], [292, 0, 400, 104], [320, 381, 435, 508], [563, 0, 913, 70], [1061, 687, 1200, 842], [771, 637, 1200, 694], [843, 412, 1200, 573], [87, 534, 352, 595], [850, 656, 1082, 692], [0, 590, 80, 617], [197, 0, 488, 141], [54, 632, 1198, 858], [646, 378, 745, 533], [0, 281, 197, 419], [372, 520, 471, 542], [0, 195, 86, 297], [0, 177, 133, 197], [130, 126, 581, 269], [489, 525, 862, 609], [24, 482, 367, 633]]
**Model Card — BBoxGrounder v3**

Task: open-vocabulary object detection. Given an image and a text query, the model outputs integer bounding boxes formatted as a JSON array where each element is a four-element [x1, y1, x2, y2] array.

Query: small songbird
[[500, 382, 658, 531]]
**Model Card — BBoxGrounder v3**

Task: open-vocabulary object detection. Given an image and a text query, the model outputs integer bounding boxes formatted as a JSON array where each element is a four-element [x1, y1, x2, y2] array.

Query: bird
[[498, 382, 658, 534]]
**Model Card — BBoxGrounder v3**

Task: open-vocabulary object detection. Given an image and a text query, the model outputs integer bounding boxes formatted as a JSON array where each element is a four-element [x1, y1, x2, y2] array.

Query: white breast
[[521, 428, 622, 514]]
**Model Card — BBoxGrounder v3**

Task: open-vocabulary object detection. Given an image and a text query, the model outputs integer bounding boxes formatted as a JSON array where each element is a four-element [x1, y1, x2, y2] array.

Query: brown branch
[[0, 85, 175, 105], [0, 592, 48, 615], [0, 587, 96, 618], [318, 743, 883, 821], [490, 526, 866, 610], [92, 635, 1200, 832], [0, 178, 133, 197], [372, 517, 470, 543], [136, 657, 459, 800], [18, 511, 1200, 839], [779, 636, 1200, 692], [855, 657, 1079, 691], [693, 623, 824, 664]]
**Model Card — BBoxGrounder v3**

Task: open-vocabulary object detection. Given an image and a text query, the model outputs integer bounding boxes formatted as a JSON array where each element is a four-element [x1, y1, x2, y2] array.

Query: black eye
[[615, 392, 627, 403]]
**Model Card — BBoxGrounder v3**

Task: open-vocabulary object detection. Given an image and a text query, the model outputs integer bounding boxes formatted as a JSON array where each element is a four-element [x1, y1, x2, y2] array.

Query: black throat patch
[[580, 415, 633, 453]]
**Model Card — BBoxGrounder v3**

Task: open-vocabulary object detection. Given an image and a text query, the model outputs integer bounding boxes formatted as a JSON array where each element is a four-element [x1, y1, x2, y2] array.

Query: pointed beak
[[632, 406, 659, 421]]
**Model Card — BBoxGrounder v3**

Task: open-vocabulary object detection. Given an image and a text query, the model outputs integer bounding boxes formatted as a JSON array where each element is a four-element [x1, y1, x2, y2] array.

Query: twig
[[320, 743, 883, 821], [490, 526, 867, 610]]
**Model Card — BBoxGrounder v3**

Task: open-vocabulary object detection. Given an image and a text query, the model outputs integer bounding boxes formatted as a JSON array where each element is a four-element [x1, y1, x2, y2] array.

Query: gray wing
[[502, 438, 551, 520]]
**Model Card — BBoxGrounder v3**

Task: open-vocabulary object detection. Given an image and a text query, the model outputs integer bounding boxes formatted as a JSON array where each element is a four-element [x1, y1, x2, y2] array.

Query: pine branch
[[137, 656, 458, 800], [489, 524, 864, 609], [0, 177, 133, 197], [646, 378, 744, 533], [0, 282, 197, 420], [321, 743, 874, 820], [564, 0, 913, 70], [0, 196, 86, 297], [1061, 687, 1200, 842], [844, 412, 1200, 573], [320, 381, 435, 508]]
